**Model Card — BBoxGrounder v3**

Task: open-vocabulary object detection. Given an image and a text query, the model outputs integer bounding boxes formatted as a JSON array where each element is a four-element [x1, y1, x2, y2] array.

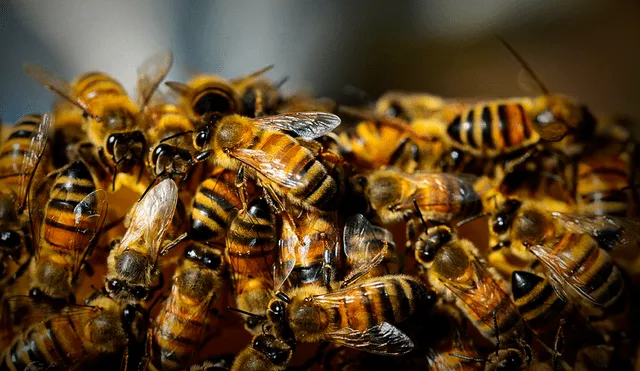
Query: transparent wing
[[120, 178, 178, 263], [253, 112, 341, 139], [327, 322, 414, 356], [229, 65, 274, 85], [551, 212, 640, 250], [230, 148, 306, 188], [273, 219, 297, 291], [28, 170, 58, 260], [136, 50, 174, 109], [69, 190, 108, 279], [18, 113, 52, 210], [342, 214, 391, 287], [23, 64, 92, 114]]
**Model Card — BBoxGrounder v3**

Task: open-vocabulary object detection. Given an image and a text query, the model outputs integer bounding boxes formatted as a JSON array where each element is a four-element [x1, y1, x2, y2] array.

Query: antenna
[[497, 36, 549, 95]]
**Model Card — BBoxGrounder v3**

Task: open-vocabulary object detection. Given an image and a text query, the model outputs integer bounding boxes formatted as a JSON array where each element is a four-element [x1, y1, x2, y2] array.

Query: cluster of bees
[[0, 40, 638, 371]]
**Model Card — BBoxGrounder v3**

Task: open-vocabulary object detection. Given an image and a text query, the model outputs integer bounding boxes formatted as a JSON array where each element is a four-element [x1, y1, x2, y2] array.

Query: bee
[[266, 273, 433, 355], [24, 51, 173, 190], [0, 294, 146, 371], [451, 343, 544, 371], [27, 160, 107, 306], [374, 91, 447, 121], [414, 225, 523, 344], [230, 334, 293, 371], [575, 152, 633, 217], [105, 178, 178, 302], [232, 73, 285, 117], [150, 243, 225, 371], [144, 102, 198, 188], [511, 270, 566, 341], [274, 204, 339, 291], [351, 169, 483, 226], [489, 197, 630, 321], [191, 112, 342, 211], [190, 167, 256, 244], [226, 197, 277, 334], [166, 66, 273, 120]]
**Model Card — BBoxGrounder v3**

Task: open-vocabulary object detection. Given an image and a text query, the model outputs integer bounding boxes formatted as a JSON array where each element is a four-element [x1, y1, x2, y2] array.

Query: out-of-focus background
[[1, 1, 638, 122]]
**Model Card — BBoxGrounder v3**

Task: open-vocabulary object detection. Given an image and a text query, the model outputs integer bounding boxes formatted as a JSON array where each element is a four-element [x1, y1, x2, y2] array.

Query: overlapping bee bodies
[[1, 42, 638, 371]]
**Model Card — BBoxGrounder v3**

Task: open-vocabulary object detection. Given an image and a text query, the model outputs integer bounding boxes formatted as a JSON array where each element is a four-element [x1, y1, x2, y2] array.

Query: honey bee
[[24, 51, 173, 191], [266, 274, 433, 355], [414, 225, 523, 344], [232, 73, 285, 117], [105, 178, 178, 302], [575, 152, 633, 217], [150, 243, 225, 371], [511, 270, 566, 341], [191, 112, 342, 211], [274, 204, 339, 291], [450, 343, 545, 371], [351, 169, 483, 226], [27, 160, 107, 306], [166, 66, 273, 120], [230, 333, 293, 371], [226, 197, 277, 334], [144, 102, 198, 189], [190, 167, 255, 244], [374, 91, 447, 121], [0, 294, 146, 371], [489, 197, 631, 321]]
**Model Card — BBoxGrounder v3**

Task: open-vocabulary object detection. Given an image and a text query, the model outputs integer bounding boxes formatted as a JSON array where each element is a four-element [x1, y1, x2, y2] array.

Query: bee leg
[[263, 184, 299, 236], [492, 308, 500, 356], [322, 245, 333, 292], [235, 166, 249, 211], [552, 317, 566, 371]]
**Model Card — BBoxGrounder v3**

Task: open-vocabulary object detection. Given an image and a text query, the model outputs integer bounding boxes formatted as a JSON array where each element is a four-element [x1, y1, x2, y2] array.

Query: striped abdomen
[[577, 156, 630, 216], [190, 168, 243, 243], [324, 275, 429, 333], [287, 212, 337, 287], [250, 132, 338, 211], [73, 71, 127, 103], [339, 121, 410, 170], [226, 198, 276, 294], [533, 233, 626, 315], [416, 174, 483, 223], [0, 115, 42, 191], [511, 271, 566, 339], [154, 245, 223, 371], [446, 103, 538, 157], [1, 313, 91, 371]]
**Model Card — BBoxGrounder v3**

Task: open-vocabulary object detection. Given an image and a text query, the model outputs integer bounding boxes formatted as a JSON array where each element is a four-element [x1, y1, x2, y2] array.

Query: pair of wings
[[527, 213, 639, 307], [310, 279, 415, 355], [24, 51, 173, 118], [118, 178, 178, 266], [15, 113, 53, 211], [228, 112, 341, 190], [29, 166, 108, 281]]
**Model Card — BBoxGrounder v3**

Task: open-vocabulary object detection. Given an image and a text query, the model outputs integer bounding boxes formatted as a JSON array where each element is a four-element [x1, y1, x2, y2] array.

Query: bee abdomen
[[512, 271, 565, 337], [191, 176, 241, 242]]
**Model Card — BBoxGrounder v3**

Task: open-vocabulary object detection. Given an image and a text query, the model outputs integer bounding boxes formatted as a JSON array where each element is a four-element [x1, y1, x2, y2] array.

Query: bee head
[[251, 334, 293, 366], [415, 226, 452, 264], [533, 95, 585, 142], [491, 198, 522, 237], [106, 130, 146, 172]]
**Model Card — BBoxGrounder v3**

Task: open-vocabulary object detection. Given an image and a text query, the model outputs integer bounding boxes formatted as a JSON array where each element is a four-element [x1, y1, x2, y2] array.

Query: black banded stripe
[[497, 105, 510, 147], [360, 286, 376, 328], [464, 110, 476, 149], [481, 106, 494, 149], [447, 116, 463, 144]]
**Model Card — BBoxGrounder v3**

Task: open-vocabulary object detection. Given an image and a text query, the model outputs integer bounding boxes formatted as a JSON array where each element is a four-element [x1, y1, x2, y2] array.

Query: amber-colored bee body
[[193, 113, 342, 212], [511, 271, 566, 340], [415, 226, 523, 344], [226, 198, 277, 334], [167, 75, 243, 120], [230, 334, 292, 371], [28, 160, 106, 304], [151, 243, 224, 371], [0, 295, 145, 371], [375, 91, 447, 121], [576, 153, 631, 217]]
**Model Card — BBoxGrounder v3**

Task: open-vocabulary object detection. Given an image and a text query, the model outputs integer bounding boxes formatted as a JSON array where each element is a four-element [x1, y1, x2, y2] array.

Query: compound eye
[[0, 231, 21, 250], [107, 279, 123, 292], [246, 316, 261, 330], [202, 252, 222, 270], [106, 134, 118, 155], [268, 301, 284, 316], [492, 214, 510, 234], [195, 130, 210, 149], [131, 286, 148, 300], [417, 247, 435, 263], [152, 144, 168, 163]]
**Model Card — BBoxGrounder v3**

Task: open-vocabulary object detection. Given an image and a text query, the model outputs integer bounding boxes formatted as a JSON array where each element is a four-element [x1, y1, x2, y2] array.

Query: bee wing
[[28, 169, 58, 260], [23, 64, 93, 115], [120, 179, 178, 262], [136, 51, 174, 109], [69, 190, 108, 280], [252, 112, 341, 139], [230, 148, 306, 188], [273, 219, 297, 291], [229, 65, 274, 85], [528, 241, 601, 306], [342, 214, 392, 287], [551, 212, 640, 250], [18, 113, 52, 210], [326, 322, 414, 356], [398, 172, 480, 209]]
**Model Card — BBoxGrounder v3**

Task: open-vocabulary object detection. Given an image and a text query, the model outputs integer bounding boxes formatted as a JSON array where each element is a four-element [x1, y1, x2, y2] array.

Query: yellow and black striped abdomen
[[0, 115, 42, 191], [548, 233, 626, 314], [190, 169, 243, 243], [1, 314, 88, 371], [330, 275, 429, 333], [577, 156, 630, 216], [511, 270, 566, 338], [251, 132, 337, 211], [41, 161, 97, 255], [73, 71, 127, 103], [446, 103, 537, 157]]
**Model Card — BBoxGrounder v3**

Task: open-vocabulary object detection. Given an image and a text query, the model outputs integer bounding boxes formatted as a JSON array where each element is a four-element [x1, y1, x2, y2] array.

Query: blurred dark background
[[1, 1, 638, 122]]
